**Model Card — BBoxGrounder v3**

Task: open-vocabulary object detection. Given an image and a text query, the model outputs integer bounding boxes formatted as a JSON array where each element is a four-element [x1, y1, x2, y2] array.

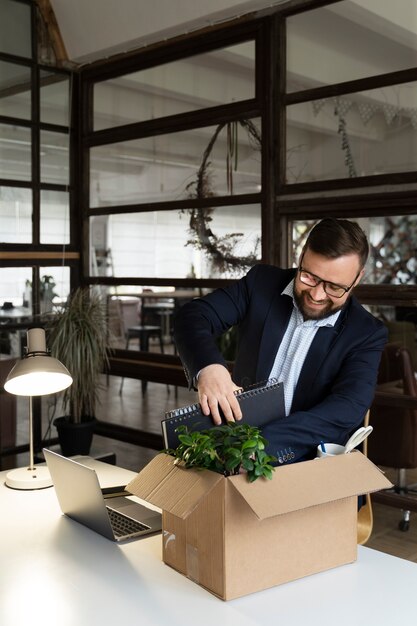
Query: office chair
[[368, 342, 417, 531]]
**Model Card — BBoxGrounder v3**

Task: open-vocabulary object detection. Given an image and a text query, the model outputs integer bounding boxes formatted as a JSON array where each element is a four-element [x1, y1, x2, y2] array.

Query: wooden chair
[[357, 409, 373, 545]]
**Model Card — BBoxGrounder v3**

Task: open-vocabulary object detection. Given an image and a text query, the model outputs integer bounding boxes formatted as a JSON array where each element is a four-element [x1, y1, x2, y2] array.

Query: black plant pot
[[53, 416, 96, 457]]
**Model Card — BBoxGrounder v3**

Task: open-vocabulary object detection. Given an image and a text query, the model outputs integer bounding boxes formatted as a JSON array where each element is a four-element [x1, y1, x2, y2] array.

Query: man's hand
[[197, 364, 242, 425]]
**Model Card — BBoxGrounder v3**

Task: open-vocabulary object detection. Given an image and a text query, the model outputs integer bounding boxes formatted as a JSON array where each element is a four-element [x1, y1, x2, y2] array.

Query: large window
[[84, 25, 266, 296], [90, 204, 261, 280], [282, 0, 417, 377], [93, 41, 255, 131], [90, 120, 261, 207], [286, 2, 417, 91], [0, 1, 76, 319], [81, 2, 417, 365], [285, 0, 417, 187], [3, 0, 416, 470], [287, 82, 417, 183]]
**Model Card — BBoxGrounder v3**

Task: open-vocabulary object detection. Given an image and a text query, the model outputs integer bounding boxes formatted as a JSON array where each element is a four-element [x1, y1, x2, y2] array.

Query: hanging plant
[[334, 104, 357, 178], [181, 119, 262, 275]]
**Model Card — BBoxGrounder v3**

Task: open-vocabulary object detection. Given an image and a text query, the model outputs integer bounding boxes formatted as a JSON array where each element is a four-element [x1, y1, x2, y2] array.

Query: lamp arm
[[29, 396, 35, 472]]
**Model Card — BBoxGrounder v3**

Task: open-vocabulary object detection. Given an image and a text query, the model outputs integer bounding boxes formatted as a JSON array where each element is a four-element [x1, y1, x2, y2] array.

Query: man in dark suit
[[173, 218, 387, 464]]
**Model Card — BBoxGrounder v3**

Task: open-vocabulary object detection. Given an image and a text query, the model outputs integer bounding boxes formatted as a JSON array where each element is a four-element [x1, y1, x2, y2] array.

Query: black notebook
[[161, 379, 285, 449]]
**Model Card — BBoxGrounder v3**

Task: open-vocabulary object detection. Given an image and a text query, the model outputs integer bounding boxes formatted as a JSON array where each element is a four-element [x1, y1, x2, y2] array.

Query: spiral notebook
[[161, 379, 285, 449]]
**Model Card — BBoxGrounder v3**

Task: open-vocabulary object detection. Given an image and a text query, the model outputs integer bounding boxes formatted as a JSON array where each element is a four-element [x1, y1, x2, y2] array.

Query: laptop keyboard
[[106, 506, 150, 538]]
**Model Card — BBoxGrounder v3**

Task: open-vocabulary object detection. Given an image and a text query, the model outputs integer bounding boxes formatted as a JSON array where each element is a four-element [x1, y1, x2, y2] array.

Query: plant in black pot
[[47, 287, 110, 456]]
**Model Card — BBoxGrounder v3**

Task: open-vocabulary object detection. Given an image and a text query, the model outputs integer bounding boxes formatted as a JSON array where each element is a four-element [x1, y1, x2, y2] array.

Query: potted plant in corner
[[47, 287, 110, 456]]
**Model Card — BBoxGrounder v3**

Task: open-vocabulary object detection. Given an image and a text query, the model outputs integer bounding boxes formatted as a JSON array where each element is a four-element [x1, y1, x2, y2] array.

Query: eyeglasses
[[298, 266, 361, 298]]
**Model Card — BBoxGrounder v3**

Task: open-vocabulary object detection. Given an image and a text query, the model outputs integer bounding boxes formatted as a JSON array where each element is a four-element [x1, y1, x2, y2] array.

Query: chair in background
[[368, 342, 417, 531], [385, 320, 417, 369], [109, 298, 165, 395]]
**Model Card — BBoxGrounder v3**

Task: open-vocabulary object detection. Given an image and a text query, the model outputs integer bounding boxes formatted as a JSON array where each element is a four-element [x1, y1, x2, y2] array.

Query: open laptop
[[44, 448, 162, 542]]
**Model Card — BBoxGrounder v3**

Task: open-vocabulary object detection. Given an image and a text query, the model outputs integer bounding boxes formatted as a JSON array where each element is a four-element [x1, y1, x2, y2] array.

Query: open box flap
[[228, 451, 392, 520], [127, 453, 223, 519]]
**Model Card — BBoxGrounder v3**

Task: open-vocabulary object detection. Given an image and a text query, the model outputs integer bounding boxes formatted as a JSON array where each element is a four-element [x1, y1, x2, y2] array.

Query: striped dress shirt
[[268, 279, 341, 415]]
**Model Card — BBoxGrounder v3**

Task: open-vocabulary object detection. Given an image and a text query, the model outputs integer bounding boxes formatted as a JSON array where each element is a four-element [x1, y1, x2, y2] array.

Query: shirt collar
[[282, 278, 341, 328]]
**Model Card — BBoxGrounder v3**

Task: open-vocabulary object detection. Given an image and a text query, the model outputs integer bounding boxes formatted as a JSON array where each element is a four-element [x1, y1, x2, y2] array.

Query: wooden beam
[[0, 251, 79, 260], [35, 0, 68, 64]]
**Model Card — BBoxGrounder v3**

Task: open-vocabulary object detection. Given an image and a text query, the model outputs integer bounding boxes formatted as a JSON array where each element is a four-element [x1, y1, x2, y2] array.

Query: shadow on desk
[[50, 513, 146, 576]]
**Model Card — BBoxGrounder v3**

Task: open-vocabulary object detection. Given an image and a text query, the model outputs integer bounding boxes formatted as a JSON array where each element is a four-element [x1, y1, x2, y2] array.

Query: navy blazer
[[173, 264, 387, 463]]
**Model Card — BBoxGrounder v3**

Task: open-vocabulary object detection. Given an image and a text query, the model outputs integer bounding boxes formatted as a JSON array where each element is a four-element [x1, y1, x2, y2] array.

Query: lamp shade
[[4, 327, 72, 396]]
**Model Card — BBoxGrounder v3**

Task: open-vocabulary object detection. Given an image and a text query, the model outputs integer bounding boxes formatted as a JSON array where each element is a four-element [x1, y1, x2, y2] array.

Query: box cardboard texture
[[127, 451, 392, 601]]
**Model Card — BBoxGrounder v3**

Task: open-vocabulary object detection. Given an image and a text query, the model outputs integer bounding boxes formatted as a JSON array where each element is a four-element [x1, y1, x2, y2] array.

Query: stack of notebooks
[[161, 378, 285, 449]]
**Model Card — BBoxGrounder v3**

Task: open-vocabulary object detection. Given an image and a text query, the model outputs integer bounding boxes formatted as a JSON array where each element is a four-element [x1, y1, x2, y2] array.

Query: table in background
[[1, 459, 416, 626], [141, 301, 175, 340], [0, 306, 36, 356], [114, 290, 200, 342], [0, 305, 32, 322]]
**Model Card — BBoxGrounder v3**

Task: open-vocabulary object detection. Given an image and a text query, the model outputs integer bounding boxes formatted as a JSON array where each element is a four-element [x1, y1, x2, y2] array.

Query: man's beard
[[294, 287, 345, 321]]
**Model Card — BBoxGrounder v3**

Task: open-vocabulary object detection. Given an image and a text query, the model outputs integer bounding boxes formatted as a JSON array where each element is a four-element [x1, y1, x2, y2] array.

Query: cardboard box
[[127, 451, 392, 600]]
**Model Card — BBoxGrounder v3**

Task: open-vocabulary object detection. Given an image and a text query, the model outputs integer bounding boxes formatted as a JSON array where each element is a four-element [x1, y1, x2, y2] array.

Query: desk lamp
[[4, 326, 72, 490]]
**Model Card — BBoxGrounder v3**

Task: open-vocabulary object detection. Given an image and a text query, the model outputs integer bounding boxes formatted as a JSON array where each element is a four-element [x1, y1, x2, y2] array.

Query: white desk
[[0, 461, 416, 626]]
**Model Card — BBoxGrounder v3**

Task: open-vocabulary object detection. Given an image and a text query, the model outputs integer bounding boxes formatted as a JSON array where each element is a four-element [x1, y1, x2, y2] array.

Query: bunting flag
[[357, 102, 379, 125], [402, 107, 417, 130], [312, 99, 326, 116], [333, 97, 353, 117], [382, 103, 398, 126], [309, 98, 417, 129]]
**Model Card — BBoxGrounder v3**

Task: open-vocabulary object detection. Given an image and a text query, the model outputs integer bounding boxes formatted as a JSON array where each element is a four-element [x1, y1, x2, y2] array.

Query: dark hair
[[304, 218, 369, 268]]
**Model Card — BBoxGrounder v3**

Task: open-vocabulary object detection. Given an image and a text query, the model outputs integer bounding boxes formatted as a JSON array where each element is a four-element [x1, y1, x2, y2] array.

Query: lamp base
[[5, 466, 53, 490]]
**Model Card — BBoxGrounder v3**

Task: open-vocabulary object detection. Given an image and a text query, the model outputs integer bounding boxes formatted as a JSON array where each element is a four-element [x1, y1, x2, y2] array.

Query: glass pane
[[0, 61, 31, 119], [90, 119, 261, 207], [105, 284, 209, 352], [287, 0, 417, 92], [94, 41, 255, 130], [286, 82, 417, 183], [40, 190, 70, 244], [368, 215, 417, 285], [361, 304, 417, 370], [290, 216, 417, 286], [0, 123, 31, 180], [0, 267, 32, 307], [0, 0, 31, 58], [90, 204, 261, 279], [40, 71, 70, 126], [40, 130, 69, 184], [0, 186, 32, 243]]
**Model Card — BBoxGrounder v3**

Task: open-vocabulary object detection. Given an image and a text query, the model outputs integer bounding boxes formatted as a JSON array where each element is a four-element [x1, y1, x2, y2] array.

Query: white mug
[[316, 443, 345, 458]]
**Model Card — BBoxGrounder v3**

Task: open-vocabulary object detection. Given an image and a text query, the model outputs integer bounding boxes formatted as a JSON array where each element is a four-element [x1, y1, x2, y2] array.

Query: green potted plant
[[47, 287, 110, 456], [167, 422, 276, 482]]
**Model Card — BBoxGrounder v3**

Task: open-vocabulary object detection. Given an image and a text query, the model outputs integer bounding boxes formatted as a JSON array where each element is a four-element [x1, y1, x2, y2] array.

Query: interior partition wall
[[0, 0, 78, 309], [279, 0, 417, 476], [280, 1, 417, 319], [2, 0, 414, 456], [79, 17, 280, 410], [0, 0, 78, 465], [77, 0, 417, 448]]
